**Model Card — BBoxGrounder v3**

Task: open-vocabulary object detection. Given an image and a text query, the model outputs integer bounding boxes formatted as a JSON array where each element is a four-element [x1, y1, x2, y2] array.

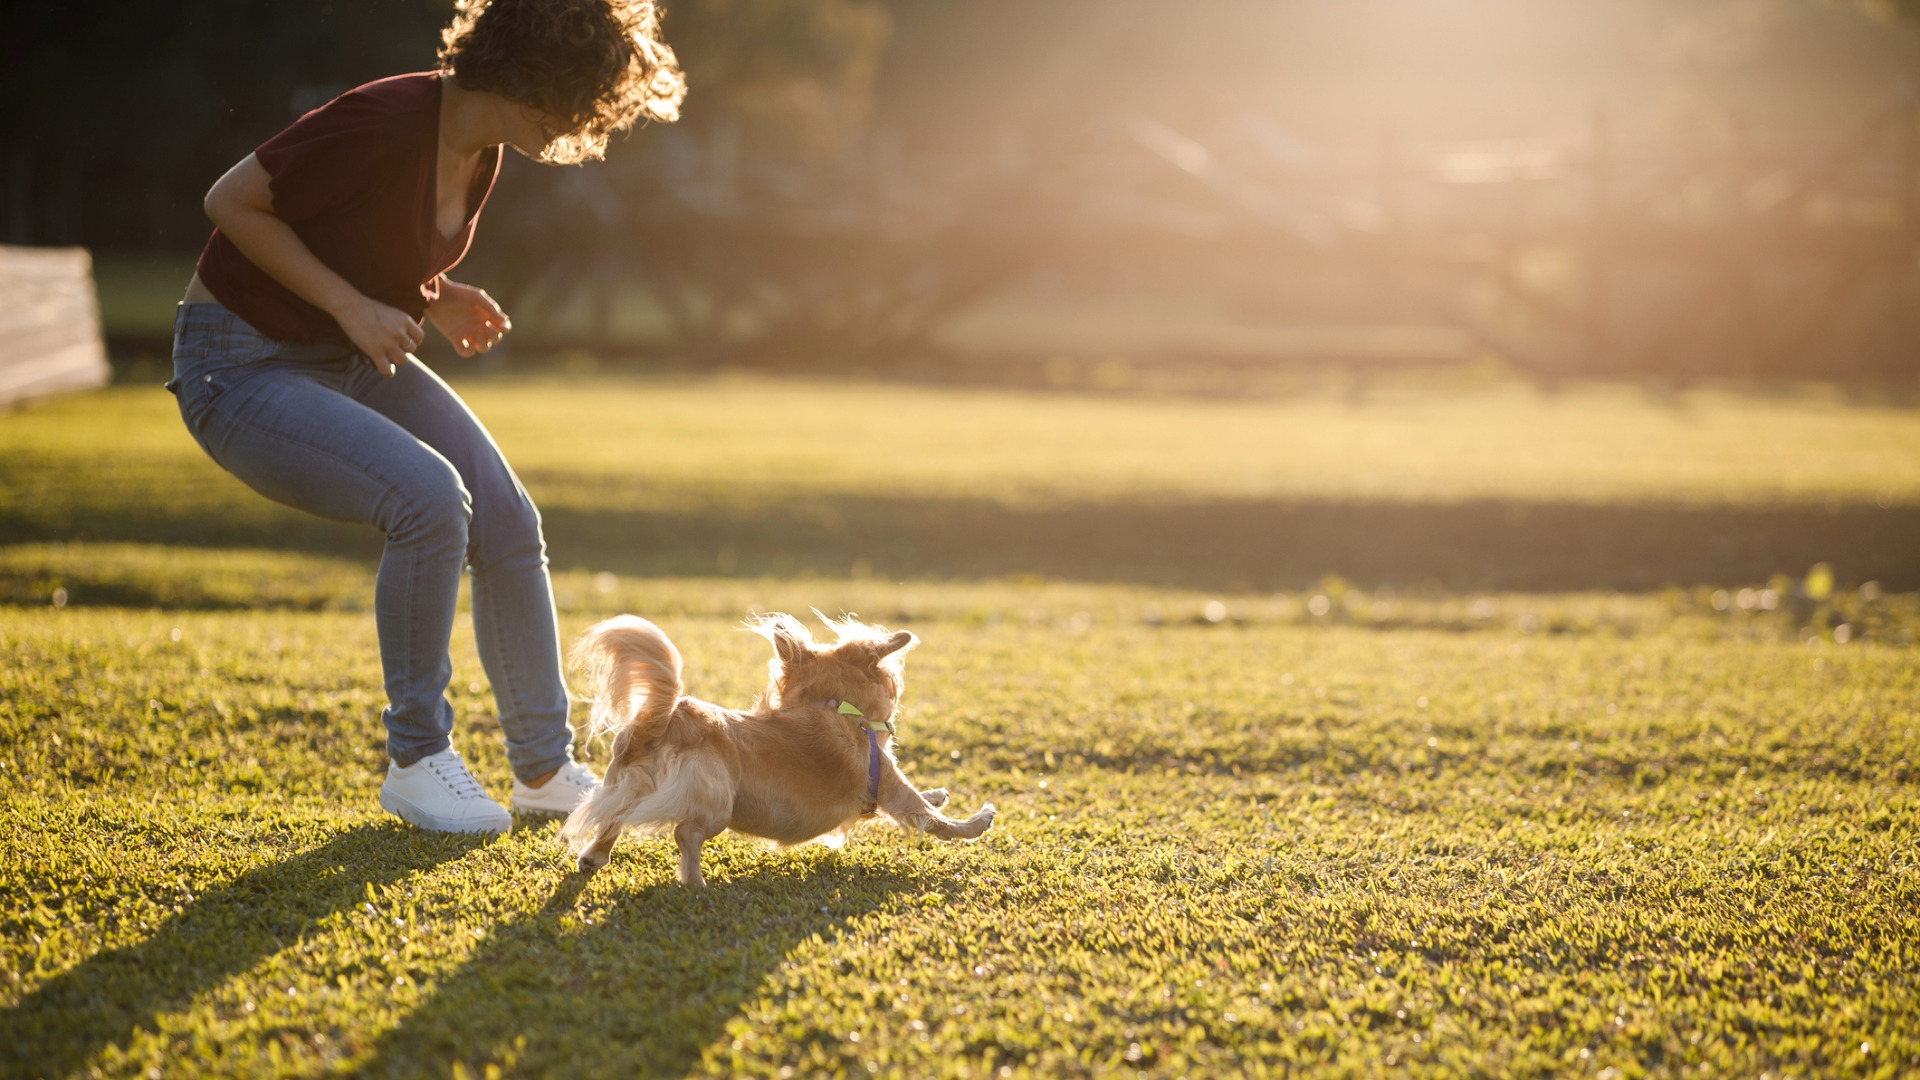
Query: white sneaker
[[511, 759, 601, 816], [379, 749, 512, 835]]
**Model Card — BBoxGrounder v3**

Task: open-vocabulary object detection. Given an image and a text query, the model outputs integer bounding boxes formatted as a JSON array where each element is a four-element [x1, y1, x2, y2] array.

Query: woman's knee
[[470, 490, 547, 571], [387, 462, 473, 551]]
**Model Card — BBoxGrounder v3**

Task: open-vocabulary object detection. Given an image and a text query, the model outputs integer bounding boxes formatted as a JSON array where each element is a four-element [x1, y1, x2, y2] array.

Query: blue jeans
[[169, 301, 572, 781]]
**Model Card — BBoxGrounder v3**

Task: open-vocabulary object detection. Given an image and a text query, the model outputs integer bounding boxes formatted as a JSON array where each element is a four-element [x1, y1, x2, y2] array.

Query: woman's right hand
[[332, 296, 425, 376]]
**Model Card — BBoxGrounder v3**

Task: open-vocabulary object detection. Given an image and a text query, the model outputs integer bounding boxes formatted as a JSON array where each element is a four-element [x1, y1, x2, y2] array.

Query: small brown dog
[[561, 612, 995, 885]]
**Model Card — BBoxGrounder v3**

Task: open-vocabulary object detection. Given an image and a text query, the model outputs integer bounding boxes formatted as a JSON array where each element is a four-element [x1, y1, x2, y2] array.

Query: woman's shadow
[[353, 841, 922, 1079], [1, 822, 485, 1078]]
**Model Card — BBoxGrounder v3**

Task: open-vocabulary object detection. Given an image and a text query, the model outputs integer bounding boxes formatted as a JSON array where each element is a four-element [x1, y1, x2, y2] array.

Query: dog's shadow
[[352, 837, 924, 1079], [0, 822, 484, 1078]]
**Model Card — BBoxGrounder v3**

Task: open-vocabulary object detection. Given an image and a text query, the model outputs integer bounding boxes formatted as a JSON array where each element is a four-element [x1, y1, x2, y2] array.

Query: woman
[[171, 0, 684, 833]]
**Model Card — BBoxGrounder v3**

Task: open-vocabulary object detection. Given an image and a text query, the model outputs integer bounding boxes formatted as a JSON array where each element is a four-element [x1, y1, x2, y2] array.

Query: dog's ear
[[749, 613, 815, 669], [771, 623, 813, 667], [872, 630, 917, 660]]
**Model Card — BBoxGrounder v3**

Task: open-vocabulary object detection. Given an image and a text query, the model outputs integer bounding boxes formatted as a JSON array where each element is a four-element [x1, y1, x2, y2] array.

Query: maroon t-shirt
[[196, 72, 501, 345]]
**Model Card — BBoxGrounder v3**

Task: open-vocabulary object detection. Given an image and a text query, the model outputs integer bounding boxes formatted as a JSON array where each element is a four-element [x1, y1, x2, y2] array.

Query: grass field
[[5, 376, 1919, 590], [13, 376, 1920, 509], [3, 375, 1918, 1078]]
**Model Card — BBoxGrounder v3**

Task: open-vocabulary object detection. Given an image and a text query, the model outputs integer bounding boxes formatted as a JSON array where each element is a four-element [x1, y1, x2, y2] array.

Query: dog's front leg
[[878, 776, 994, 841], [673, 818, 722, 887]]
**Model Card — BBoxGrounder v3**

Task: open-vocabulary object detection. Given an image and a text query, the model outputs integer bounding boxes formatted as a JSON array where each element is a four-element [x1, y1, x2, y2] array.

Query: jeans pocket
[[167, 323, 206, 398], [176, 377, 220, 456], [182, 365, 258, 455], [175, 362, 250, 458], [172, 304, 277, 440]]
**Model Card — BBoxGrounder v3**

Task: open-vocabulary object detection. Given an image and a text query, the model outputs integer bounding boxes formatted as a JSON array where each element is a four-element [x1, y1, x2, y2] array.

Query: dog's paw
[[575, 851, 610, 875], [961, 802, 996, 839], [922, 787, 950, 808]]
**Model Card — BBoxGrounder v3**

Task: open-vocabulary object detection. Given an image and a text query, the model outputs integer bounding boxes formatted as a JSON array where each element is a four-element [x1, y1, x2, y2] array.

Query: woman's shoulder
[[253, 72, 440, 213], [297, 73, 441, 132], [334, 72, 442, 114], [259, 73, 439, 167]]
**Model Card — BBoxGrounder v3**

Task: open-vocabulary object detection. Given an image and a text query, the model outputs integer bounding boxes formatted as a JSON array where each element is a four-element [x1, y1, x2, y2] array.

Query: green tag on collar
[[838, 699, 894, 735]]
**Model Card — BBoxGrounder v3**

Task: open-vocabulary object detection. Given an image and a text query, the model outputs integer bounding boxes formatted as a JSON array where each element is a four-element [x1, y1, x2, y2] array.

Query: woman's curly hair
[[439, 0, 687, 164]]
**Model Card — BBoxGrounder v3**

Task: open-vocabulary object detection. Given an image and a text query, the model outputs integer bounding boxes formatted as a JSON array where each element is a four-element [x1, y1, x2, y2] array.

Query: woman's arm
[[204, 154, 423, 375]]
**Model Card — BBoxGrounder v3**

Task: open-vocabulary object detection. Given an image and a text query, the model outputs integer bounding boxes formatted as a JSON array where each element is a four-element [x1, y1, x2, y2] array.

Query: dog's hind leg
[[576, 823, 625, 875], [673, 817, 725, 887]]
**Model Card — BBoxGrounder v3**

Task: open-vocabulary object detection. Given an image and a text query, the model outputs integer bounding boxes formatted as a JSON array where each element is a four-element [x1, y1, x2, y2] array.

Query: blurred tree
[[669, 0, 893, 151], [1859, 0, 1920, 20], [5, 0, 451, 249], [3, 0, 892, 250], [463, 0, 904, 359]]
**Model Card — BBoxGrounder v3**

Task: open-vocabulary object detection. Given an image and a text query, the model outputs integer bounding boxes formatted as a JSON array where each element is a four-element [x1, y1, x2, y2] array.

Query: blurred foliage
[[668, 0, 893, 151], [5, 0, 453, 248], [1858, 0, 1920, 21], [6, 0, 891, 249], [23, 0, 1920, 380]]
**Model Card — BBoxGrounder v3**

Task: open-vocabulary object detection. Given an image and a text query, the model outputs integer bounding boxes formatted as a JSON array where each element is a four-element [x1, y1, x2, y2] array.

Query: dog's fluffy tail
[[572, 615, 684, 746], [564, 616, 696, 860]]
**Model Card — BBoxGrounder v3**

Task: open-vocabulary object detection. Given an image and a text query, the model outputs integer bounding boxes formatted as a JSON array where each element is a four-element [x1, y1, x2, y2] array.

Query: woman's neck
[[438, 76, 506, 161]]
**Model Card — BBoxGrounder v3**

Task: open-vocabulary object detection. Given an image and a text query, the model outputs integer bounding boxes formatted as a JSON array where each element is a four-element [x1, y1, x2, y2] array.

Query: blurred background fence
[[15, 0, 1920, 385]]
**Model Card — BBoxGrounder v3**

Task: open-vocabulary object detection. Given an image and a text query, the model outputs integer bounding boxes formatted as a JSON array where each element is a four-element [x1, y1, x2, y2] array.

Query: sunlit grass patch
[[8, 376, 1920, 517], [454, 376, 1920, 509], [2, 600, 1916, 1078], [5, 543, 1917, 648], [4, 373, 1917, 1076], [7, 380, 1918, 591]]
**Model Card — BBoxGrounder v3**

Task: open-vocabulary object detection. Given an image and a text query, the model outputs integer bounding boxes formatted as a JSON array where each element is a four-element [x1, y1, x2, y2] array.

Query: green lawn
[[2, 376, 1918, 1078], [4, 377, 1918, 590], [11, 376, 1920, 510], [4, 586, 1917, 1078]]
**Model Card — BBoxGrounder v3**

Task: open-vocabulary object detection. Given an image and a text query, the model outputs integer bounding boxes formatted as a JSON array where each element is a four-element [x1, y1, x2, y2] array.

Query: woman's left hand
[[427, 279, 512, 357]]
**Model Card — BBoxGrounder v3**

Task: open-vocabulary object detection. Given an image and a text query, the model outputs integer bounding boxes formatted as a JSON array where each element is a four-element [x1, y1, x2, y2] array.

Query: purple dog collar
[[824, 699, 883, 813], [862, 727, 881, 813]]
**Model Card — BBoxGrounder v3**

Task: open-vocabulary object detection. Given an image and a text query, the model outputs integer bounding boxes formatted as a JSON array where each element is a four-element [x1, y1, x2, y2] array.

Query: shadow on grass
[[5, 489, 1917, 592], [538, 496, 1920, 591], [0, 823, 483, 1079], [355, 850, 917, 1079]]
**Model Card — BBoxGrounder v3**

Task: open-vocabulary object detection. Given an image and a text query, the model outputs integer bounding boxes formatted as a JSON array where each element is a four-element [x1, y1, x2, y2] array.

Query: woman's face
[[503, 102, 561, 161]]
